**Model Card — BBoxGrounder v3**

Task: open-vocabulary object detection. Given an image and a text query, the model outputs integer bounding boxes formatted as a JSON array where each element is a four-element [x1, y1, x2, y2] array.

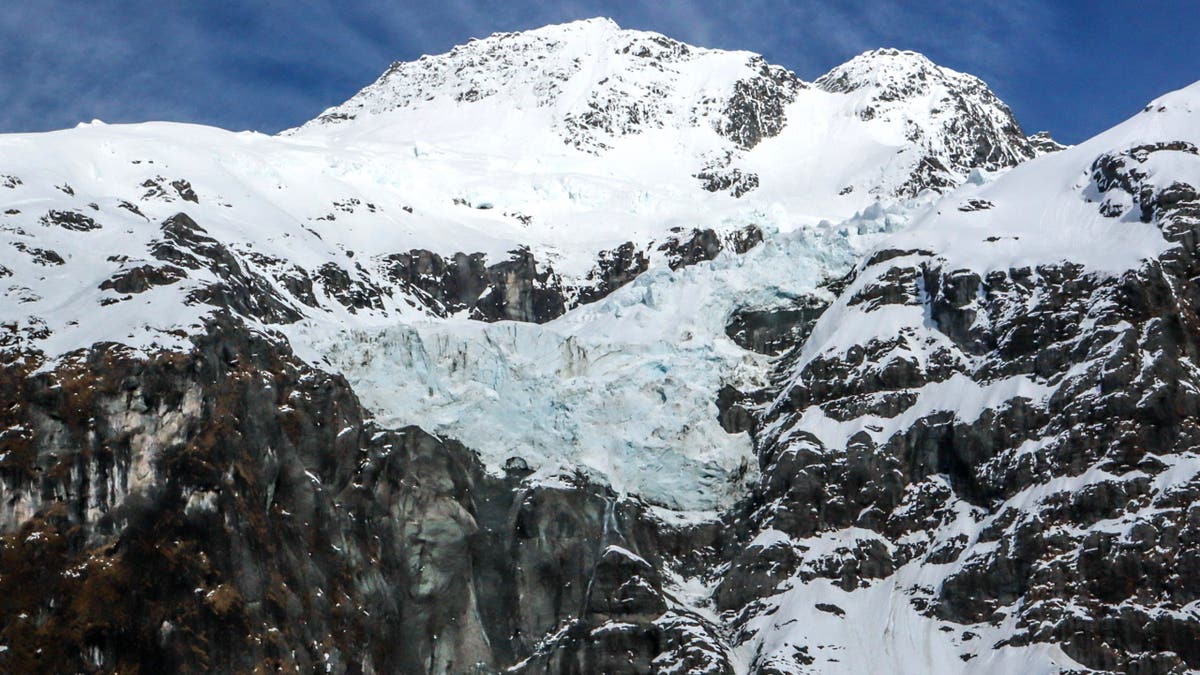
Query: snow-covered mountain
[[729, 79, 1200, 675], [2, 16, 1196, 675]]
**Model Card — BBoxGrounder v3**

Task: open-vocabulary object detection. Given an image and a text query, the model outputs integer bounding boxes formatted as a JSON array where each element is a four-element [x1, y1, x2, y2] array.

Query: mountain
[[2, 17, 1195, 675], [297, 20, 1038, 204], [727, 81, 1200, 674]]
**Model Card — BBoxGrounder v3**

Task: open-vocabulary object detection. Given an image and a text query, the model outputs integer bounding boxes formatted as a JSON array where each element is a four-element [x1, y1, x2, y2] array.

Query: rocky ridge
[[304, 18, 803, 156]]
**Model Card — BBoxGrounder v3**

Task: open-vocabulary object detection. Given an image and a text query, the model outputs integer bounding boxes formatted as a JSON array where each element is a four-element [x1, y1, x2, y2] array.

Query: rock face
[[718, 97, 1200, 673], [378, 225, 762, 323], [724, 294, 830, 355], [152, 212, 305, 324], [1027, 130, 1067, 155], [1, 316, 491, 673], [0, 315, 731, 674]]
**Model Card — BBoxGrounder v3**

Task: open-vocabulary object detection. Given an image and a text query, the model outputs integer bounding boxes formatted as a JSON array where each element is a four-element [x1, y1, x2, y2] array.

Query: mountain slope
[[814, 48, 1036, 195], [2, 17, 1188, 675], [724, 81, 1200, 673], [298, 17, 804, 155]]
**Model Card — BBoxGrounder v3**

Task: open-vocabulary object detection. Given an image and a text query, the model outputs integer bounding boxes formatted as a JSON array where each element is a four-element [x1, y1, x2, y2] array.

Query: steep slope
[[723, 82, 1200, 673], [814, 48, 1036, 195]]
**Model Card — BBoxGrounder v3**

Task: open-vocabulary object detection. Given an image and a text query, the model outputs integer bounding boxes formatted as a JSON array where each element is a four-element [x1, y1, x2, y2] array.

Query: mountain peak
[[526, 16, 621, 32], [294, 18, 800, 153], [462, 16, 623, 50], [290, 21, 1037, 200], [846, 47, 937, 69], [1027, 130, 1067, 155], [814, 46, 1035, 189], [815, 47, 968, 96]]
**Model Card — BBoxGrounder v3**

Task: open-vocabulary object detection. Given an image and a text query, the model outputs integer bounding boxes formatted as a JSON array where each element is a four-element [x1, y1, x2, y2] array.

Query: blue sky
[[2, 1, 1196, 144]]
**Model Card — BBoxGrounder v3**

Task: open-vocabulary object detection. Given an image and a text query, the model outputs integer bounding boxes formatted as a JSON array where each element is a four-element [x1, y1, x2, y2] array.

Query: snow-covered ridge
[[292, 18, 1039, 202], [817, 47, 977, 96], [815, 47, 1037, 193], [294, 17, 803, 154]]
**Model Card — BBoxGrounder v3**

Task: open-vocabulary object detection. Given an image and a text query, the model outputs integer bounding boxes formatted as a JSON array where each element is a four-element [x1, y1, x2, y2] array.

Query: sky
[[1, 1, 1196, 144]]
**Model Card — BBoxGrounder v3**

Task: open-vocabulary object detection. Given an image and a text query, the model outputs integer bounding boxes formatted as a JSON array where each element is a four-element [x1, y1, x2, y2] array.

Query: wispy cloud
[[0, 1, 1190, 142]]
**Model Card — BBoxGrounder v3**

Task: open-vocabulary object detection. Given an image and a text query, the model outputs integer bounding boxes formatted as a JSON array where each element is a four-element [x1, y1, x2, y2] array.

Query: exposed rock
[[695, 166, 760, 197], [378, 227, 760, 324], [99, 264, 188, 294], [151, 213, 302, 324], [716, 57, 803, 150], [715, 384, 757, 435], [1027, 131, 1066, 155], [575, 241, 649, 305], [729, 138, 1200, 672], [725, 295, 829, 355], [11, 242, 65, 266], [170, 179, 198, 203], [658, 225, 762, 271], [40, 209, 101, 232], [0, 315, 730, 673], [316, 261, 387, 313], [958, 198, 994, 211], [470, 247, 567, 322]]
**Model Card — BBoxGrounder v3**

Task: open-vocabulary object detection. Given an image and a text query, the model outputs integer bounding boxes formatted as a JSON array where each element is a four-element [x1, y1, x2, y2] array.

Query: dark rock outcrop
[[695, 166, 760, 198], [575, 242, 649, 305], [725, 295, 829, 355], [381, 226, 762, 324], [1027, 131, 1066, 155], [99, 264, 187, 294], [717, 57, 804, 150], [151, 213, 303, 324], [659, 225, 763, 271], [0, 314, 730, 674], [40, 209, 101, 232]]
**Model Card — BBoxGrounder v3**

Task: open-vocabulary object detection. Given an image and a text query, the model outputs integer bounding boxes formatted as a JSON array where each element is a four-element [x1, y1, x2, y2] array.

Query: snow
[[0, 19, 1047, 369], [729, 78, 1200, 675], [879, 83, 1200, 275], [740, 569, 1080, 674], [303, 215, 899, 511]]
